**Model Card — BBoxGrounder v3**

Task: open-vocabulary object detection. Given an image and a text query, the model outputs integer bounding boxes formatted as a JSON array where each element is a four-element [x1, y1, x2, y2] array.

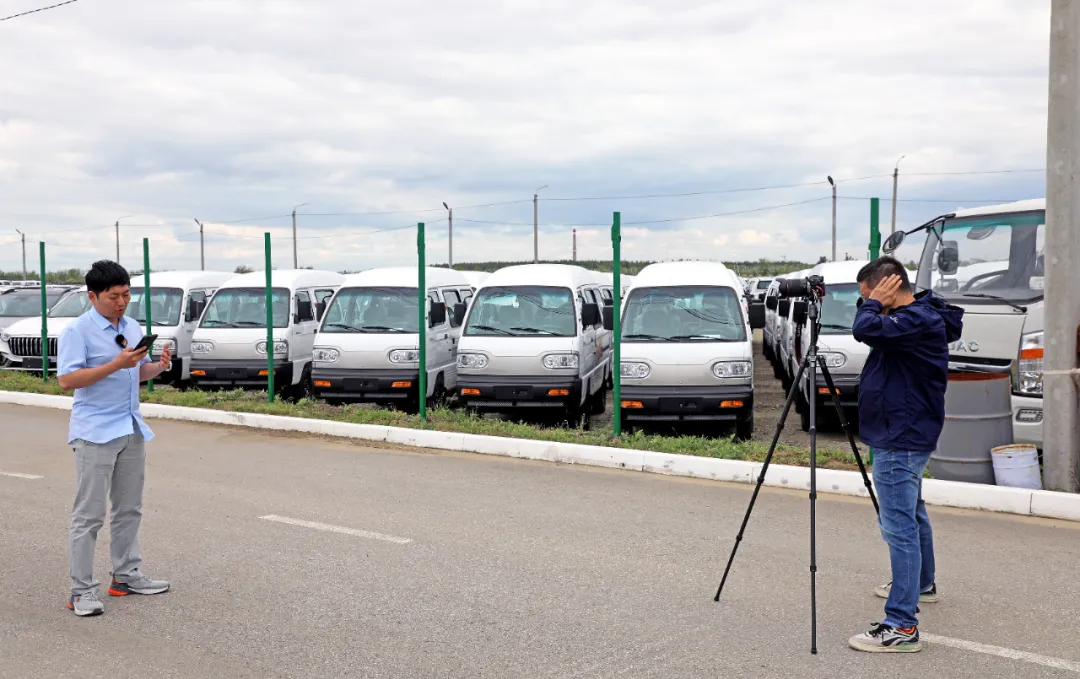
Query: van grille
[[7, 336, 57, 358]]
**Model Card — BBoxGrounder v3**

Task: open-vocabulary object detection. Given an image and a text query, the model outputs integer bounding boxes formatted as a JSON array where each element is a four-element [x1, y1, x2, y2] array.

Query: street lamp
[[292, 203, 308, 269], [827, 177, 836, 261], [533, 185, 548, 263], [891, 155, 907, 234], [115, 215, 133, 264], [443, 202, 453, 268]]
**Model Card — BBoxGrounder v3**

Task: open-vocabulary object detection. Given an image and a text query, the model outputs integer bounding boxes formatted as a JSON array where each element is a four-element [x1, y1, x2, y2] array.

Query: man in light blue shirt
[[57, 261, 173, 617]]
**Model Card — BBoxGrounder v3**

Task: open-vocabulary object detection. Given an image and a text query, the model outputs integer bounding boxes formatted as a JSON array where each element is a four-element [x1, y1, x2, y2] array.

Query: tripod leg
[[807, 349, 818, 655], [714, 356, 809, 602], [817, 359, 879, 515]]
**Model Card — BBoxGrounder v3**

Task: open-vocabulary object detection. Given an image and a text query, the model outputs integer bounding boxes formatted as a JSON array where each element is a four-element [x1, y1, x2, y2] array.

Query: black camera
[[776, 274, 825, 299]]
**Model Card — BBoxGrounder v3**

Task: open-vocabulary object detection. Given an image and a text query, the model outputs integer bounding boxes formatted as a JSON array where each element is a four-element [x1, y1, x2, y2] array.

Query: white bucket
[[990, 444, 1043, 490]]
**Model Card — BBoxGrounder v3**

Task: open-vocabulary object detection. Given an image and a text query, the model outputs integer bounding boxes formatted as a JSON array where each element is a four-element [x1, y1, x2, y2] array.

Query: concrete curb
[[4, 390, 1079, 523]]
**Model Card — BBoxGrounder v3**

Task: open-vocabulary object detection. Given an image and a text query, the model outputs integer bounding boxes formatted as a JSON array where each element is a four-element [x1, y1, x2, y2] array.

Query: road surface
[[1, 404, 1078, 678]]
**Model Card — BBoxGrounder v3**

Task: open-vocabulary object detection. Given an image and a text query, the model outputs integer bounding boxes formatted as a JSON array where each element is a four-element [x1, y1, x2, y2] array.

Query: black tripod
[[713, 292, 879, 654]]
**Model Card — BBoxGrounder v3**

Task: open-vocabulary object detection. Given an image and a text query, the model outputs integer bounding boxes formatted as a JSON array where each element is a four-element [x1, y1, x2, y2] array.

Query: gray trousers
[[70, 432, 145, 596]]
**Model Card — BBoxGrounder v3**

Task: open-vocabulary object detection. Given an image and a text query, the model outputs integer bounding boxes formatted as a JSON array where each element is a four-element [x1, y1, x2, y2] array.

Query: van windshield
[[127, 287, 184, 326], [200, 288, 290, 329], [916, 209, 1045, 304], [464, 286, 576, 337], [321, 287, 419, 333], [49, 292, 91, 318], [819, 283, 861, 334], [0, 290, 67, 317], [623, 286, 746, 342]]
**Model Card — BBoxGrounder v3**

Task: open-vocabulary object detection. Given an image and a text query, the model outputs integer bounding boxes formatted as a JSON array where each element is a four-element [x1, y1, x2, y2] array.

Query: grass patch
[[0, 371, 858, 471]]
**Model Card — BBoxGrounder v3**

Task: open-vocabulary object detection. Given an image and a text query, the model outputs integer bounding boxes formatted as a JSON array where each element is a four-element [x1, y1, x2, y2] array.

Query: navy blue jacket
[[853, 291, 964, 453]]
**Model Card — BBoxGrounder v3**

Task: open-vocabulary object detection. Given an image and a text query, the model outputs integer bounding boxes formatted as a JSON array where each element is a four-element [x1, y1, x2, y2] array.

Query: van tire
[[798, 386, 812, 432], [735, 411, 754, 442], [588, 386, 606, 416], [427, 375, 447, 410], [286, 365, 313, 402]]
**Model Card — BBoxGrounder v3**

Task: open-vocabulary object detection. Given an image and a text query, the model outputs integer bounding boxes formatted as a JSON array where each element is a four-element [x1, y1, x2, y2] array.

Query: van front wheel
[[735, 411, 754, 442]]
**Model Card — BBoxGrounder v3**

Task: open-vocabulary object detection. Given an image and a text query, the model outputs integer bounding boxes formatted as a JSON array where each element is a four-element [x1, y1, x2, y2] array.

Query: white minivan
[[189, 269, 343, 396], [455, 264, 609, 422], [790, 261, 870, 431], [613, 262, 755, 439], [310, 267, 473, 409]]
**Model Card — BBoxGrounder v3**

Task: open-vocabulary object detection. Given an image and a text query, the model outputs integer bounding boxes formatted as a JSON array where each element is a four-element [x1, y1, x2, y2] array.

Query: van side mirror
[[315, 300, 327, 320], [452, 303, 467, 327], [581, 302, 600, 328], [748, 303, 766, 329], [186, 299, 206, 322], [429, 301, 447, 327], [778, 300, 791, 317], [602, 305, 614, 331], [765, 296, 778, 311], [937, 241, 960, 275], [793, 301, 808, 325], [883, 230, 905, 254]]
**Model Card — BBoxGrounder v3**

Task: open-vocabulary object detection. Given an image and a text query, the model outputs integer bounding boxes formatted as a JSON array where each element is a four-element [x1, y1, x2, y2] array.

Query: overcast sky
[[0, 0, 1051, 275]]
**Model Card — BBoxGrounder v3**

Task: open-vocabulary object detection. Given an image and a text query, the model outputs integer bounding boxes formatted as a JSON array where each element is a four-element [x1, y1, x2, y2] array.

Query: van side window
[[295, 291, 314, 322]]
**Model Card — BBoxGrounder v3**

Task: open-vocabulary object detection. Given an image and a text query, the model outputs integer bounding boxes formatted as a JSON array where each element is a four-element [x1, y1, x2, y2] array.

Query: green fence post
[[612, 212, 622, 437], [39, 242, 48, 381], [417, 222, 427, 422], [869, 197, 881, 260], [265, 233, 274, 403], [143, 238, 153, 392]]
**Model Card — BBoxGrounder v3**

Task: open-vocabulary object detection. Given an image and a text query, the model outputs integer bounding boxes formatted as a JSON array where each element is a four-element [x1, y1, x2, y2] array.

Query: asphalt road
[[2, 405, 1079, 678]]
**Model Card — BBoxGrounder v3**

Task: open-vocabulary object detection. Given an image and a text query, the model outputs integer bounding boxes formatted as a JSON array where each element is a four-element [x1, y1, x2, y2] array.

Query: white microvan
[[189, 269, 343, 396], [762, 279, 782, 361], [310, 267, 473, 409], [616, 262, 754, 438], [889, 198, 1047, 449], [122, 271, 233, 385], [455, 264, 609, 421], [791, 261, 870, 431]]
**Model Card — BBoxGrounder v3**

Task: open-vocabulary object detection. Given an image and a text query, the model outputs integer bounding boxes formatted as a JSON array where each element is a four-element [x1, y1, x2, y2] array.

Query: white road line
[[925, 634, 1080, 673], [0, 471, 43, 480], [258, 515, 413, 545]]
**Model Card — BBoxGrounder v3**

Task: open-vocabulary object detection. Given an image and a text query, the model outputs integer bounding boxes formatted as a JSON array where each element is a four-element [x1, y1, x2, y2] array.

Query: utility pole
[[891, 155, 906, 234], [573, 228, 577, 262], [115, 220, 120, 263], [15, 229, 26, 281], [533, 185, 547, 263], [443, 202, 453, 267], [1043, 0, 1080, 492], [292, 203, 308, 269], [194, 219, 205, 270], [827, 176, 837, 261]]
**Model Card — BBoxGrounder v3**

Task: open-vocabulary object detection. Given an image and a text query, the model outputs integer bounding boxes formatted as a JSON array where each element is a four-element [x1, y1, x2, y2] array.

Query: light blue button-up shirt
[[58, 307, 155, 445]]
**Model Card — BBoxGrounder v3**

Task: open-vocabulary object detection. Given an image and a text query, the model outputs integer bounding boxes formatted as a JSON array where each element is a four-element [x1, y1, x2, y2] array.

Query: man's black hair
[[857, 256, 910, 291], [85, 260, 131, 295]]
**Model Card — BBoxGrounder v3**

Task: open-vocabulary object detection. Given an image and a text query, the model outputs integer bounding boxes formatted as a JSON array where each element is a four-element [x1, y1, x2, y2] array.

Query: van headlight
[[1014, 331, 1043, 396], [712, 360, 752, 379], [819, 352, 847, 369], [190, 341, 214, 355], [543, 353, 579, 370], [457, 353, 489, 370], [152, 338, 177, 355], [388, 349, 419, 364], [620, 362, 650, 379], [313, 348, 340, 363], [255, 340, 289, 357]]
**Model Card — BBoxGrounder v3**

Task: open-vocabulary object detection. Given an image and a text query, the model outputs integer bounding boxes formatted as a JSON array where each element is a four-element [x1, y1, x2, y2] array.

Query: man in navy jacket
[[847, 256, 963, 654]]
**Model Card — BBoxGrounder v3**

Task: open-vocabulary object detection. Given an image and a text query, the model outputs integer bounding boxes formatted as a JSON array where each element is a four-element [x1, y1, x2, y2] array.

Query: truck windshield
[[127, 287, 184, 326], [464, 286, 576, 337], [0, 290, 67, 317], [819, 283, 861, 334], [200, 288, 290, 329], [917, 209, 1045, 305], [623, 286, 746, 342], [49, 291, 92, 318], [320, 287, 419, 333]]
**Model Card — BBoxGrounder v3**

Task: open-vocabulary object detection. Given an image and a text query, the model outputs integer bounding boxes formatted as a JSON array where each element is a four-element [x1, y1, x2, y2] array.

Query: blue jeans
[[871, 448, 935, 629]]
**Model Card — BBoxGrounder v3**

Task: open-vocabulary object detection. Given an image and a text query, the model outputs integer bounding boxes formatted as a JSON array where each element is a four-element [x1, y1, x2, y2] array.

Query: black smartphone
[[131, 334, 158, 353]]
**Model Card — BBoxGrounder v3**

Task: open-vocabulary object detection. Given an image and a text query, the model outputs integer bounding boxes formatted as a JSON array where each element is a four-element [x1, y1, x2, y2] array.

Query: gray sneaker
[[108, 574, 170, 596], [67, 590, 104, 617], [849, 622, 922, 653], [874, 582, 938, 603]]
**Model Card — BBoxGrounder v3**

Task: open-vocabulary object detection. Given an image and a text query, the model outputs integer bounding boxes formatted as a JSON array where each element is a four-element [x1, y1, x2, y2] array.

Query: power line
[[904, 169, 1044, 177], [840, 196, 1027, 204], [540, 176, 889, 203], [1, 0, 80, 22]]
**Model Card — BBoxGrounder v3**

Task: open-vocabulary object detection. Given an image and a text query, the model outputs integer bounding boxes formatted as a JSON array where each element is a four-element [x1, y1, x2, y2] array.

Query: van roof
[[220, 269, 344, 290], [630, 261, 736, 289], [952, 198, 1044, 219], [808, 260, 869, 284], [455, 270, 490, 287], [480, 264, 603, 290], [138, 270, 235, 289], [338, 267, 470, 289]]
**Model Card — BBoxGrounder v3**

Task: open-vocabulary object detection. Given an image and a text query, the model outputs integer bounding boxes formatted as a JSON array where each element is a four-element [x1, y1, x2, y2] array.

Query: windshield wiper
[[468, 324, 515, 336], [358, 325, 410, 333], [201, 320, 237, 328], [622, 333, 676, 342], [324, 322, 363, 332], [958, 293, 1028, 313], [668, 334, 740, 342], [820, 323, 852, 331], [510, 326, 559, 336]]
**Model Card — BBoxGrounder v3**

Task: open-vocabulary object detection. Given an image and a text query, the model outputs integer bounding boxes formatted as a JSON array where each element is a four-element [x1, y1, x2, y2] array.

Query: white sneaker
[[874, 581, 938, 603], [68, 590, 104, 617]]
